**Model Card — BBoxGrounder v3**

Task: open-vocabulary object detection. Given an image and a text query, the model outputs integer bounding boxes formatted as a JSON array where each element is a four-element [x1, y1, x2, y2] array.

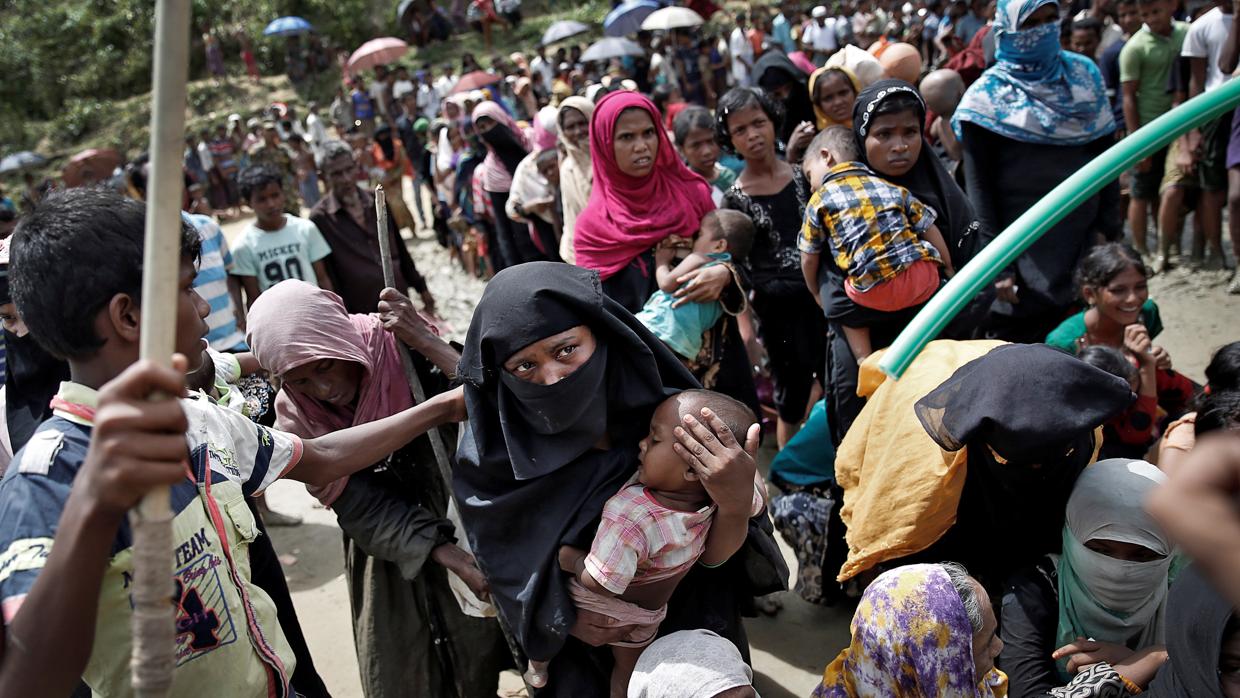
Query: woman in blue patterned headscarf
[[952, 0, 1122, 343], [954, 0, 1115, 145]]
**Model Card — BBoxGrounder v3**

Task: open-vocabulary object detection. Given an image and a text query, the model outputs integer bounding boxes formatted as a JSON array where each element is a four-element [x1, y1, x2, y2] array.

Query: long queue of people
[[1, 0, 1240, 695]]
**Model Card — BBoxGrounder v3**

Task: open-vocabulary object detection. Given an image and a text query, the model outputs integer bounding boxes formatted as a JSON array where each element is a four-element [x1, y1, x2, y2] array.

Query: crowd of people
[[1, 0, 1240, 695]]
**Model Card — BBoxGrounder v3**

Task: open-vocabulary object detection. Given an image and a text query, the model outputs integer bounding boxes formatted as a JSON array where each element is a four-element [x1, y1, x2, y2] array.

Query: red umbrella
[[451, 70, 502, 95], [62, 148, 123, 188], [347, 37, 409, 74]]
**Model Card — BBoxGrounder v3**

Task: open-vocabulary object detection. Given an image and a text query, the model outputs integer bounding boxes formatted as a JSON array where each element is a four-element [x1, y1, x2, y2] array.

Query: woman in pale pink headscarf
[[472, 100, 537, 270], [246, 279, 512, 697]]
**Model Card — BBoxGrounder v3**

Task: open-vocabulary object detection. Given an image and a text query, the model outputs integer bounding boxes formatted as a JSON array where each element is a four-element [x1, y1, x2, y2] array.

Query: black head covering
[[912, 343, 1135, 584], [751, 52, 815, 145], [454, 262, 698, 662], [915, 343, 1133, 462], [853, 79, 985, 271], [1146, 567, 1234, 698], [373, 123, 396, 161], [479, 123, 530, 178]]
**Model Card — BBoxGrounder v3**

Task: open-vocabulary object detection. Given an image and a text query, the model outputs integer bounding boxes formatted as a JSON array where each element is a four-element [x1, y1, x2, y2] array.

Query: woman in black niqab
[[751, 52, 816, 145], [454, 262, 785, 695], [913, 343, 1134, 586]]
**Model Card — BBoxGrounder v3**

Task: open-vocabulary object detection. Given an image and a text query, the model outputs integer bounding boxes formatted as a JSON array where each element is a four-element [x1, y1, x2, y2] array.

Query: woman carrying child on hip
[[799, 125, 954, 363]]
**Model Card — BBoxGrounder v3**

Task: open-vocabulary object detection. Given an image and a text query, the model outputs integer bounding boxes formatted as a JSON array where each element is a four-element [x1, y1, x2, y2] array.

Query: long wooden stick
[[132, 1, 191, 695], [374, 186, 528, 677], [375, 185, 455, 488]]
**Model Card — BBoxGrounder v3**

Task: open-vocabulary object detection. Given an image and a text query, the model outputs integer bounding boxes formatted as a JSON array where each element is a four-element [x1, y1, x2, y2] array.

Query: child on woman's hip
[[527, 389, 767, 697]]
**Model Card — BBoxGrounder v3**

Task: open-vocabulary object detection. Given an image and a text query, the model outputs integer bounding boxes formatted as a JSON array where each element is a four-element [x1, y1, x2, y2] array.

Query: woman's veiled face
[[1084, 538, 1164, 563], [283, 358, 365, 407], [864, 109, 922, 177], [815, 71, 857, 124], [1020, 2, 1059, 28], [726, 102, 776, 162], [969, 580, 1003, 683], [560, 107, 589, 150], [503, 324, 598, 385], [613, 108, 659, 177], [679, 125, 721, 178], [475, 115, 498, 135]]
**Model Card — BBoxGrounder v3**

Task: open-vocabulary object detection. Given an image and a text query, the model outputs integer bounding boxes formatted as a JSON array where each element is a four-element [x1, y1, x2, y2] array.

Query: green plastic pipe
[[878, 77, 1240, 379]]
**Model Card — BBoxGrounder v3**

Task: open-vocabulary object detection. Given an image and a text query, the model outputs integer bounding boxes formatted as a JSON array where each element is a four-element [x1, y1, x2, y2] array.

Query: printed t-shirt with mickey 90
[[0, 382, 302, 697], [231, 214, 332, 293]]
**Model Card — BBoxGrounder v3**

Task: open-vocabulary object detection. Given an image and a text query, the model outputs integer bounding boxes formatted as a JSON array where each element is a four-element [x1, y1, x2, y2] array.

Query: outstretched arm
[[291, 387, 465, 487]]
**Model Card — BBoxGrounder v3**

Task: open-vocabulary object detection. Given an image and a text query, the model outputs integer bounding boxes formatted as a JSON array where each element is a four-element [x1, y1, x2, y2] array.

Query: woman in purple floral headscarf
[[815, 563, 1008, 697]]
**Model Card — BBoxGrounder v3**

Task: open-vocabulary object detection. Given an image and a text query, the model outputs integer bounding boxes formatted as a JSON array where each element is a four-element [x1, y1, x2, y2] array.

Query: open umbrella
[[263, 16, 313, 36], [347, 37, 409, 74], [451, 70, 502, 94], [62, 148, 123, 188], [604, 0, 661, 37], [580, 37, 646, 62], [541, 20, 591, 46], [397, 0, 417, 22], [640, 6, 704, 31], [0, 151, 45, 174]]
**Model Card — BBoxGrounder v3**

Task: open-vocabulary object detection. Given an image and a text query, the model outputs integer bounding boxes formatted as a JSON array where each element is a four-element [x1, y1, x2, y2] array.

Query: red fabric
[[573, 91, 716, 280], [663, 102, 688, 132], [748, 29, 765, 58], [946, 24, 992, 87], [1110, 394, 1159, 446], [844, 259, 941, 311]]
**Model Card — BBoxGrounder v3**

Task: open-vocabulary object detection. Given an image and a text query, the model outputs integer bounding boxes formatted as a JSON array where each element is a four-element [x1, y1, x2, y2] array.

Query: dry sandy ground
[[224, 188, 1237, 697]]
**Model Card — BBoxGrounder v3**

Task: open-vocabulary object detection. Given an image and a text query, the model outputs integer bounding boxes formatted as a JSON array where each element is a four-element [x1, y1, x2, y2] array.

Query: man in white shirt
[[391, 66, 416, 101], [369, 65, 392, 123], [304, 102, 330, 165], [434, 64, 458, 103], [729, 13, 754, 87], [529, 45, 555, 93], [802, 6, 839, 66], [1182, 0, 1235, 273]]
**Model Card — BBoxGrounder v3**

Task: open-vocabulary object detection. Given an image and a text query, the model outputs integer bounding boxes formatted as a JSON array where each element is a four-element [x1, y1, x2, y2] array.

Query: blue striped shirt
[[185, 213, 247, 352]]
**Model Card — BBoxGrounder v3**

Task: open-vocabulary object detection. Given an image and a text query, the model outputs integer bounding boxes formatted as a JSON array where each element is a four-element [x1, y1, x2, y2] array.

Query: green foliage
[[0, 0, 388, 152]]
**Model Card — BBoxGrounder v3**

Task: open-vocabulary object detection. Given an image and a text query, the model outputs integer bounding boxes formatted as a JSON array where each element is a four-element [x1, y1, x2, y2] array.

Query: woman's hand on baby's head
[[672, 408, 760, 518]]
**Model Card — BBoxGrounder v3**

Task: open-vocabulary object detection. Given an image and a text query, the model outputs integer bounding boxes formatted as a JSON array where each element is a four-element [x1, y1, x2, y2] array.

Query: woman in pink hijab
[[573, 90, 730, 312], [246, 279, 512, 697], [574, 90, 761, 415], [472, 100, 538, 270]]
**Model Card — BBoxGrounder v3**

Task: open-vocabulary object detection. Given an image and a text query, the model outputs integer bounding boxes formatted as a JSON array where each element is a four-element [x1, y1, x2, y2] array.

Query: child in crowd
[[231, 164, 334, 307], [1119, 0, 1188, 268], [530, 389, 766, 697], [0, 188, 465, 696], [799, 125, 954, 362], [1159, 341, 1240, 472], [1077, 330, 1194, 459], [635, 210, 755, 364], [1045, 242, 1165, 356]]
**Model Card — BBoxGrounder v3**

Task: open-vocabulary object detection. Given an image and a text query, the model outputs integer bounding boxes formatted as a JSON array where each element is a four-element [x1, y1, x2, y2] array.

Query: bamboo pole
[[375, 185, 454, 488], [374, 186, 528, 681], [131, 1, 191, 695]]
